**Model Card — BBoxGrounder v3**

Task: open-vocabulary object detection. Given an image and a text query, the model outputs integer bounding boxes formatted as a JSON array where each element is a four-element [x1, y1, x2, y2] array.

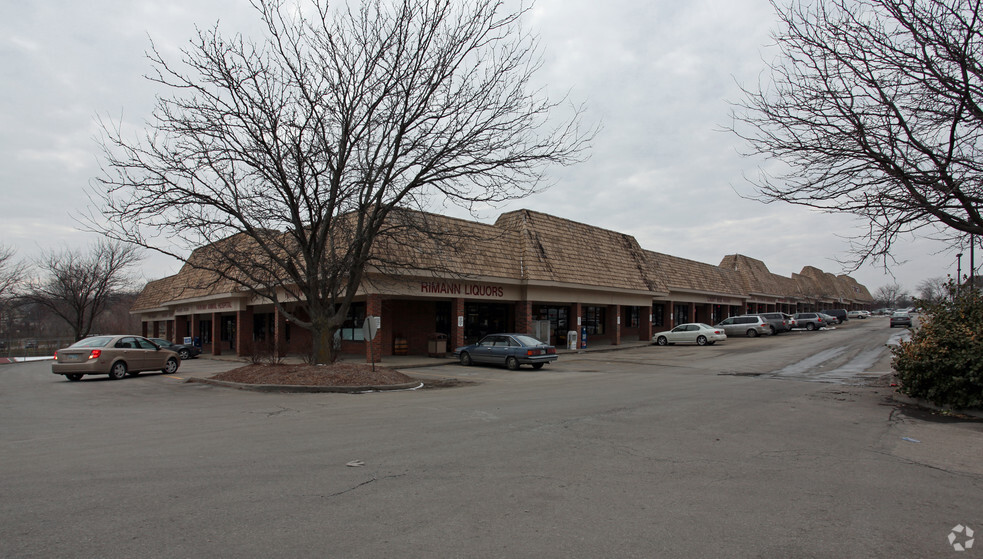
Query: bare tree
[[872, 283, 911, 308], [0, 244, 27, 300], [0, 244, 28, 347], [732, 0, 983, 268], [25, 241, 141, 341], [91, 0, 591, 363], [916, 276, 950, 303]]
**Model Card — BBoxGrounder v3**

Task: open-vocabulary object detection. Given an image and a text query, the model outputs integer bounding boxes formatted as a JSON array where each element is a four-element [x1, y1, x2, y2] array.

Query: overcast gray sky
[[0, 0, 967, 295]]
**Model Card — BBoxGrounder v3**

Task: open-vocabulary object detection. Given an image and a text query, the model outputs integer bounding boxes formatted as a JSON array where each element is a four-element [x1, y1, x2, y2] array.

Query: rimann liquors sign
[[420, 281, 505, 298]]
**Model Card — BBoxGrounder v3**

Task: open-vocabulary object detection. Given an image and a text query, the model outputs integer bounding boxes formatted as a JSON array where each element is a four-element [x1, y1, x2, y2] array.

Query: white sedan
[[653, 323, 727, 346]]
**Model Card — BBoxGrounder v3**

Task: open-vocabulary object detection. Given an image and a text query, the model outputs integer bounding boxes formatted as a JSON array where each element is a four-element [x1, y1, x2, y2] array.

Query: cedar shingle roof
[[132, 208, 874, 311], [495, 210, 662, 293], [645, 251, 743, 296]]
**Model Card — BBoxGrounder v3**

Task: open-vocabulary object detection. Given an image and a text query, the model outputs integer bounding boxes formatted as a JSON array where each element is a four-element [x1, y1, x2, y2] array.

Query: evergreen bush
[[892, 288, 983, 409]]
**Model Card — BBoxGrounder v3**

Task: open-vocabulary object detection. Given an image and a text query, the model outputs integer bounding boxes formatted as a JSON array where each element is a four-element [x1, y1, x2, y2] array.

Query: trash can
[[428, 333, 448, 357]]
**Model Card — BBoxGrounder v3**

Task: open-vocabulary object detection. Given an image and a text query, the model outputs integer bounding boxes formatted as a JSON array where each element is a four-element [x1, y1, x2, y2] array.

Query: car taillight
[[89, 349, 101, 360], [527, 349, 542, 356], [546, 348, 556, 354], [53, 351, 58, 361], [714, 330, 723, 334]]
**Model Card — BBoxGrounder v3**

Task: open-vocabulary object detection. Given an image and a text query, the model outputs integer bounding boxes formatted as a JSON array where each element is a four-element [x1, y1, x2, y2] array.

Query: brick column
[[640, 305, 653, 341], [141, 321, 149, 337], [608, 304, 621, 345], [191, 315, 200, 346], [366, 294, 383, 363], [273, 308, 286, 357], [451, 298, 465, 350], [688, 303, 696, 323], [236, 308, 254, 357], [515, 300, 533, 335], [211, 312, 222, 355], [571, 303, 583, 349]]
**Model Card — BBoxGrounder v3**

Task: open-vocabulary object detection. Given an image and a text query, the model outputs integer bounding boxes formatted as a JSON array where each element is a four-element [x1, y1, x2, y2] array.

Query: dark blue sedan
[[149, 338, 202, 360], [454, 333, 558, 370]]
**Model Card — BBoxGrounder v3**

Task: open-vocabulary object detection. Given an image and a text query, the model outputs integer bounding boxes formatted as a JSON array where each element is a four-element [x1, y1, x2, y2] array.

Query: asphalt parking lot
[[2, 318, 981, 558]]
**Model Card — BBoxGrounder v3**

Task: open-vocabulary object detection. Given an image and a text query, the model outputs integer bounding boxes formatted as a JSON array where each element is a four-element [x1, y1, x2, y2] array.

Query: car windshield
[[69, 336, 114, 348], [512, 334, 544, 346]]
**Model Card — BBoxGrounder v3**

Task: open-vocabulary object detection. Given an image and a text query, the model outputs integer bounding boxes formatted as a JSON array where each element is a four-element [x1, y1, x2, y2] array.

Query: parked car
[[52, 335, 181, 382], [149, 337, 201, 360], [753, 312, 792, 334], [889, 312, 913, 328], [715, 315, 772, 338], [455, 333, 558, 370], [791, 312, 830, 331], [819, 312, 839, 325], [825, 309, 848, 324], [654, 323, 726, 346], [846, 310, 867, 319]]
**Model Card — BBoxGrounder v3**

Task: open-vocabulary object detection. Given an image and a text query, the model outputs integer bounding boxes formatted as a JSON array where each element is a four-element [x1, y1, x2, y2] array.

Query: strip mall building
[[131, 210, 874, 361]]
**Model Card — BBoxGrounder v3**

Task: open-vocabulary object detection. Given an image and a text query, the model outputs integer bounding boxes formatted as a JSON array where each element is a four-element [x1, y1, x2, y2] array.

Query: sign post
[[362, 316, 381, 371]]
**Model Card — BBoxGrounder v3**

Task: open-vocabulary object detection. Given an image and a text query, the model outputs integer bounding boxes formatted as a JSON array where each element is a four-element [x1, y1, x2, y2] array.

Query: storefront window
[[340, 303, 366, 341], [624, 306, 639, 328], [652, 304, 665, 327], [199, 319, 212, 344], [534, 305, 570, 344], [583, 306, 606, 335]]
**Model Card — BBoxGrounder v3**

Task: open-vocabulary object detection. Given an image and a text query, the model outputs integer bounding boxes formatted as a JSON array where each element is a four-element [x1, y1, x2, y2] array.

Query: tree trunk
[[310, 319, 339, 365]]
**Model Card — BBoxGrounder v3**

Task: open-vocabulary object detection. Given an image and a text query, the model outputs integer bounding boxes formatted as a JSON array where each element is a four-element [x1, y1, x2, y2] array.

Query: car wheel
[[108, 361, 127, 380], [806, 323, 816, 331], [178, 349, 191, 360], [460, 352, 473, 366], [505, 356, 520, 370], [66, 373, 83, 382], [769, 326, 777, 335], [532, 363, 545, 370], [746, 329, 758, 338], [696, 335, 707, 346], [656, 336, 668, 346], [162, 357, 179, 375]]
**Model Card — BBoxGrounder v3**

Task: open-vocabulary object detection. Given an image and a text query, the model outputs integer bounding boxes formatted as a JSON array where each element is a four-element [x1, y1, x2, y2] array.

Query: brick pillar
[[571, 303, 583, 349], [515, 300, 533, 335], [608, 304, 621, 345], [141, 321, 149, 337], [236, 308, 254, 357], [273, 308, 286, 357], [211, 312, 222, 355], [366, 294, 383, 363], [640, 305, 653, 341], [452, 298, 465, 351], [191, 315, 200, 346], [688, 303, 696, 323]]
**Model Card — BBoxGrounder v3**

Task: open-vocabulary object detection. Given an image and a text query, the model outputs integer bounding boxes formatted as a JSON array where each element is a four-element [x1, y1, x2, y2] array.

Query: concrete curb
[[187, 377, 425, 393], [889, 392, 983, 419]]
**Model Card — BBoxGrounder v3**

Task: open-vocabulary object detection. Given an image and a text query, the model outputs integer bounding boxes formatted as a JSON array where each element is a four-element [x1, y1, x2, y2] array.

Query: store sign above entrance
[[420, 281, 505, 298], [174, 300, 242, 314]]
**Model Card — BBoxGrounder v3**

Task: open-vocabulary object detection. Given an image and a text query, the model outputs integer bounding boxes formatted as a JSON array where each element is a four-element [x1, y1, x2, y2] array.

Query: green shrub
[[892, 288, 983, 409]]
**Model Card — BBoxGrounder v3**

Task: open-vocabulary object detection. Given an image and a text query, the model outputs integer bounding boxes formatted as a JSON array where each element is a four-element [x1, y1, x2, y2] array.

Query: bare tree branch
[[731, 0, 983, 269]]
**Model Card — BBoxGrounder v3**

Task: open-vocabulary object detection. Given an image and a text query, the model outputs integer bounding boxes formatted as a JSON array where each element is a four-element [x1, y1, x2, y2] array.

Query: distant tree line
[[0, 240, 143, 348]]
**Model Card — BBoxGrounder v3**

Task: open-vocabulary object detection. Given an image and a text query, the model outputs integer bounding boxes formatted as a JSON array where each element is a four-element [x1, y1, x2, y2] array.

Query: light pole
[[957, 252, 964, 297]]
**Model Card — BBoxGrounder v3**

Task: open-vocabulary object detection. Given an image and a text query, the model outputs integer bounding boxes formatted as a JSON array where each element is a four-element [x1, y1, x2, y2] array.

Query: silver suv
[[791, 312, 829, 331], [751, 312, 792, 335], [714, 315, 772, 337]]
